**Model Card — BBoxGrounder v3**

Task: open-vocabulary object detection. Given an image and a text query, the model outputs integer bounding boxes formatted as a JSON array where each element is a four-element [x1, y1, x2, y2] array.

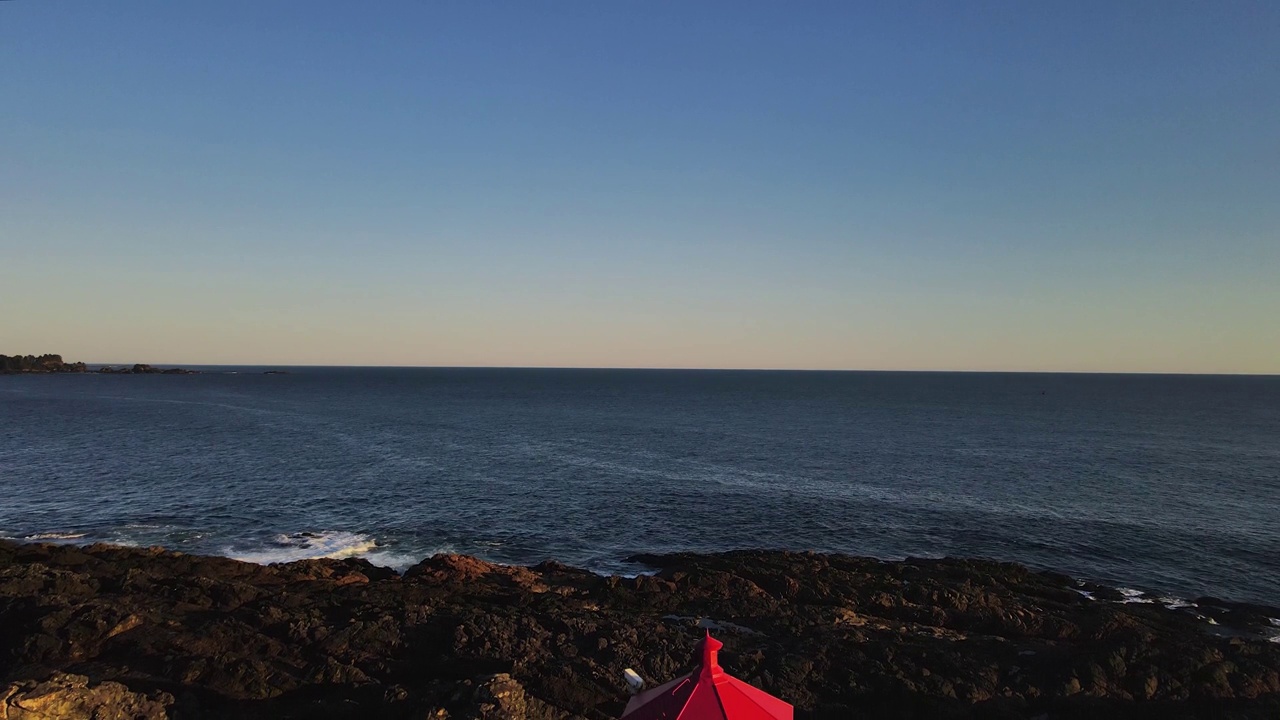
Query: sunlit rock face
[[1, 673, 173, 720]]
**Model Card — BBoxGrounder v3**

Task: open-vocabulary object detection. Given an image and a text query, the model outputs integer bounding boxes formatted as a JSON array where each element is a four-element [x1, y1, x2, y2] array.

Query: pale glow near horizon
[[2, 2, 1277, 374]]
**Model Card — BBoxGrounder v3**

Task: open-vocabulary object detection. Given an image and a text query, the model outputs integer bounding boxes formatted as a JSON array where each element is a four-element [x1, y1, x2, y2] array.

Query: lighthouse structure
[[621, 632, 793, 720]]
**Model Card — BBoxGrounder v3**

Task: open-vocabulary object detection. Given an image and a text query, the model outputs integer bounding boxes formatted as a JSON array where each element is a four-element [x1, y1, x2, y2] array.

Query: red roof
[[621, 632, 793, 720]]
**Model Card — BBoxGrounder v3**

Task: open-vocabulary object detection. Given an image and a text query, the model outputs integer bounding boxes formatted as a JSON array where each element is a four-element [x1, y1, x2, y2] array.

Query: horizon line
[[75, 362, 1280, 378]]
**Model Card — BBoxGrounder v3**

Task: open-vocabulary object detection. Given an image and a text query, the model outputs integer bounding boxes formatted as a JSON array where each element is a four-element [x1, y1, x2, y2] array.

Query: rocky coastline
[[1, 354, 198, 375], [1, 540, 1278, 719]]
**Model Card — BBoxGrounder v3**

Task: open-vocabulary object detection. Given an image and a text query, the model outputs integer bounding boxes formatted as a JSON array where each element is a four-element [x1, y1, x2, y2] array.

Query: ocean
[[1, 368, 1277, 605]]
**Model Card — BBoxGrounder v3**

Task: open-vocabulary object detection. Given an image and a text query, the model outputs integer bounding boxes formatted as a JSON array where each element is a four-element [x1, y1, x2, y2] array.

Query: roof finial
[[699, 630, 724, 677], [622, 627, 793, 718]]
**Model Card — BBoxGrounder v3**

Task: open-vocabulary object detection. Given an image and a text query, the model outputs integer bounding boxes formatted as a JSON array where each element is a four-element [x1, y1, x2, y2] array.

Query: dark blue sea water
[[1, 369, 1278, 605]]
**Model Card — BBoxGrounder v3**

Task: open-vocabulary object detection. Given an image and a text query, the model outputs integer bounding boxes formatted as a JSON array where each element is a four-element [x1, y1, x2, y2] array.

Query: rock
[[0, 353, 195, 375], [1, 354, 87, 374], [1, 541, 1278, 718], [0, 672, 172, 719], [451, 673, 583, 720]]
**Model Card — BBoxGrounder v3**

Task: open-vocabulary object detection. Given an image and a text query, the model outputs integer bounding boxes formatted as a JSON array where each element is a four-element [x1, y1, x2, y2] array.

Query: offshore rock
[[96, 363, 198, 374], [0, 541, 1277, 719], [0, 354, 196, 374]]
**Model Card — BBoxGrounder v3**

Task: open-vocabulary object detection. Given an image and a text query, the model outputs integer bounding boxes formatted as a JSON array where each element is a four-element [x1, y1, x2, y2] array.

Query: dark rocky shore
[[1, 541, 1277, 719], [1, 354, 197, 375]]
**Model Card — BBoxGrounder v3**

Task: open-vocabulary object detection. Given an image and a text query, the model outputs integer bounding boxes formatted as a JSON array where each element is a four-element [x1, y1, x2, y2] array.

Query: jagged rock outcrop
[[0, 541, 1277, 719], [0, 672, 172, 719]]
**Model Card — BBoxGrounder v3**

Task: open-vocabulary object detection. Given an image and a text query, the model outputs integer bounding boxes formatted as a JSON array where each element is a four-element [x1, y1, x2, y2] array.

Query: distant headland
[[0, 354, 198, 375]]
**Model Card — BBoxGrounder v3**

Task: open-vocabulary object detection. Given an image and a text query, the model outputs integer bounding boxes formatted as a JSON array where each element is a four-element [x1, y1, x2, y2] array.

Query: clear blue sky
[[2, 1, 1277, 371]]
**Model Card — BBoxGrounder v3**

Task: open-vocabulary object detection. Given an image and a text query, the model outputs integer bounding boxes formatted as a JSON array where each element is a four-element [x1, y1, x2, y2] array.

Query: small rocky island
[[1, 541, 1277, 719], [1, 354, 197, 375]]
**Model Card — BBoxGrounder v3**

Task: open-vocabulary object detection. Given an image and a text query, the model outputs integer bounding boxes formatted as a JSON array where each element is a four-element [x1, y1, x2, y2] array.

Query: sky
[[2, 1, 1277, 372]]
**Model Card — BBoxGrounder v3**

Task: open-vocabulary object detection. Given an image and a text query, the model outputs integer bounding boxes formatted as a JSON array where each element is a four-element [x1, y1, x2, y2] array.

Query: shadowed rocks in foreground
[[1, 541, 1277, 719]]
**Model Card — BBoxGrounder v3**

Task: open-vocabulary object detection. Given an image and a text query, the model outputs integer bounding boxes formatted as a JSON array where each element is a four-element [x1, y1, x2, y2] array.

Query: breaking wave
[[228, 531, 379, 565]]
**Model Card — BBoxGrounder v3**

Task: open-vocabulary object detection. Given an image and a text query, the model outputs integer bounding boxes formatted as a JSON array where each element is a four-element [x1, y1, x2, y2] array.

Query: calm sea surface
[[1, 369, 1277, 604]]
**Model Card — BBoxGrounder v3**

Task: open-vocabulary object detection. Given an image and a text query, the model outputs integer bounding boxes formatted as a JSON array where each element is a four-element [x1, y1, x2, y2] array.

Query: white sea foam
[[1071, 582, 1200, 609], [228, 531, 379, 565], [24, 532, 87, 541], [1118, 587, 1154, 604], [589, 567, 649, 579], [362, 547, 442, 572]]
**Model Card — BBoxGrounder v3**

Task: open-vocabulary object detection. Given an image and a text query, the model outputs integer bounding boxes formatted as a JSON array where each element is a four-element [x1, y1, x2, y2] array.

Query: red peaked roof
[[621, 632, 793, 720]]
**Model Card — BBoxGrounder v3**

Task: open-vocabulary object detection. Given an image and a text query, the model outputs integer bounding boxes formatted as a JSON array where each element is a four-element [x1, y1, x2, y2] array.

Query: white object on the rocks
[[623, 669, 645, 694]]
